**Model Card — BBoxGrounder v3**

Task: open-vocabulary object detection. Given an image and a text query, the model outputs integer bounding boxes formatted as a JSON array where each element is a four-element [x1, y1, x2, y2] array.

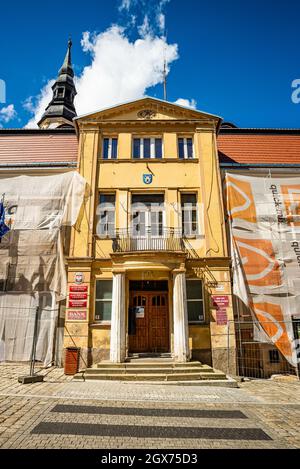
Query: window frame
[[96, 193, 116, 239], [186, 278, 205, 324], [94, 279, 113, 323], [178, 136, 195, 159], [180, 192, 199, 238], [130, 193, 166, 237], [56, 87, 65, 98], [132, 136, 163, 159], [102, 137, 118, 159]]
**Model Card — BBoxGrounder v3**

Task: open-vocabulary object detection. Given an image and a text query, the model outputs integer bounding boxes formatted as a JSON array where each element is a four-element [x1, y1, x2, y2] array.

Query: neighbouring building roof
[[1, 126, 300, 168], [218, 129, 300, 166], [0, 129, 78, 167]]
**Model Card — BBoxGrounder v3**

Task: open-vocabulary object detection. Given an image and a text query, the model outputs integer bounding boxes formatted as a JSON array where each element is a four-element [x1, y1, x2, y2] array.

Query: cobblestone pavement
[[0, 364, 299, 449]]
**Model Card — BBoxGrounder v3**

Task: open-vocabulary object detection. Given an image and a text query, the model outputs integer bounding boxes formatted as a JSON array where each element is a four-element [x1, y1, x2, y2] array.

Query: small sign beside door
[[212, 295, 229, 325], [67, 310, 87, 321], [70, 285, 88, 293], [69, 300, 87, 308], [135, 306, 145, 318], [69, 292, 88, 300]]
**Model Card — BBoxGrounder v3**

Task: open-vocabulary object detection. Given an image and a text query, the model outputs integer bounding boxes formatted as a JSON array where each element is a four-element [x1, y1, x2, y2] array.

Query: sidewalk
[[0, 364, 299, 449]]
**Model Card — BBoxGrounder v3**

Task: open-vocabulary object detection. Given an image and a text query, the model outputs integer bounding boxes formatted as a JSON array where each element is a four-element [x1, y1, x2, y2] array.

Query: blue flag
[[0, 202, 10, 240]]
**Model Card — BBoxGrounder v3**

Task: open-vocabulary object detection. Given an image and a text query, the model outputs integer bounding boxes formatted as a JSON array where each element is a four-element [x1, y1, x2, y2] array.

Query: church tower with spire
[[38, 39, 77, 129]]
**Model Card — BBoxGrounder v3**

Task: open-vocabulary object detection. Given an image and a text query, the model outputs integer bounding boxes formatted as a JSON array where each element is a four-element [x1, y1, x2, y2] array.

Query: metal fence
[[228, 319, 300, 379], [112, 227, 185, 252], [0, 301, 63, 367]]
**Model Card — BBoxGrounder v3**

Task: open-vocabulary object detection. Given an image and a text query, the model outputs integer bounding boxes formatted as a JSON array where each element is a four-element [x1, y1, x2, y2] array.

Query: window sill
[[183, 235, 199, 239], [90, 321, 111, 327], [98, 158, 199, 163]]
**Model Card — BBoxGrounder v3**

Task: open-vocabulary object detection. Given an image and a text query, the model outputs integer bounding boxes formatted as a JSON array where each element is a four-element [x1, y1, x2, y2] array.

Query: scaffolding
[[0, 171, 85, 365]]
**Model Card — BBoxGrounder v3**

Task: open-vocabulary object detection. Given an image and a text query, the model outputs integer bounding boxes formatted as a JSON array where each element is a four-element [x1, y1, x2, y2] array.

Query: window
[[269, 349, 280, 364], [178, 137, 193, 159], [131, 194, 164, 236], [57, 87, 64, 98], [186, 279, 204, 323], [181, 193, 198, 237], [96, 194, 115, 237], [133, 137, 162, 159], [102, 137, 118, 159], [95, 280, 112, 321]]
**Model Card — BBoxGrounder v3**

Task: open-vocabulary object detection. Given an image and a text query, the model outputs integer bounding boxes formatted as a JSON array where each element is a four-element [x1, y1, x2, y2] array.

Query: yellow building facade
[[64, 97, 236, 373]]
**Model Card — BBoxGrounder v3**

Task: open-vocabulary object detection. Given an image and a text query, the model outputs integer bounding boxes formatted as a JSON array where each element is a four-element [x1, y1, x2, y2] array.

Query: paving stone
[[0, 365, 299, 449]]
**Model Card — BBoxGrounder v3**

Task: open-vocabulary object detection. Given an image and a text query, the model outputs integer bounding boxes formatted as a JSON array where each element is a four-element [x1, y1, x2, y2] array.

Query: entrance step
[[96, 361, 211, 370], [127, 353, 172, 360], [90, 366, 214, 375], [76, 372, 226, 381], [74, 360, 237, 387]]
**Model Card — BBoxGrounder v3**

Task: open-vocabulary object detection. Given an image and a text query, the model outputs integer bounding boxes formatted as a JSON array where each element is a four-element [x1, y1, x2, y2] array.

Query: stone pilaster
[[110, 271, 126, 363], [172, 269, 190, 362]]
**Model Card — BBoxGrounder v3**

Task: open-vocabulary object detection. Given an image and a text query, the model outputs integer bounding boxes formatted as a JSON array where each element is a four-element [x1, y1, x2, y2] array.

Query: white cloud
[[119, 0, 132, 11], [157, 13, 165, 34], [76, 26, 177, 115], [24, 80, 55, 128], [25, 26, 178, 126], [156, 1, 170, 34], [138, 15, 152, 38], [0, 104, 17, 124], [25, 1, 179, 127], [174, 98, 197, 110]]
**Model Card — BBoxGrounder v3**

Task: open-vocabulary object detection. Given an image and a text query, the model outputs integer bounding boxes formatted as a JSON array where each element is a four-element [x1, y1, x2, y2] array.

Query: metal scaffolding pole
[[18, 306, 44, 384]]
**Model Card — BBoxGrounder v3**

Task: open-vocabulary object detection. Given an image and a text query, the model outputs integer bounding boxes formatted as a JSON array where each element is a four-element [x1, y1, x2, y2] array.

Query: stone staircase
[[74, 357, 237, 387]]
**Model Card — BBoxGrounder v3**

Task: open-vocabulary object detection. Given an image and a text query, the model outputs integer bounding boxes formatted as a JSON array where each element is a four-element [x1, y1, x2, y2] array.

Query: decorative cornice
[[78, 119, 215, 126]]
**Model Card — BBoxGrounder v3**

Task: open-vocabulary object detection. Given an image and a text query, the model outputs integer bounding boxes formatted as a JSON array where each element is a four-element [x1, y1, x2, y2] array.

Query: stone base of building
[[191, 349, 212, 367], [212, 347, 237, 376]]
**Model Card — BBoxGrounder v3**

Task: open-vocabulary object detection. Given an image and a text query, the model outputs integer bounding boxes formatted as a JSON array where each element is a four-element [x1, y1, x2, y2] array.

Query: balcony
[[112, 228, 186, 253]]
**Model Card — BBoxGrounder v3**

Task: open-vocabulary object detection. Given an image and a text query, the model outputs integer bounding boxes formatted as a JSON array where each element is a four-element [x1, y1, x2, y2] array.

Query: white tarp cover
[[226, 172, 300, 366], [0, 171, 86, 364]]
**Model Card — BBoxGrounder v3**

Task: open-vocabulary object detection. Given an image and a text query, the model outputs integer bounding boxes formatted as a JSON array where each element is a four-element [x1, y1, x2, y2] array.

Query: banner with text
[[226, 173, 300, 366]]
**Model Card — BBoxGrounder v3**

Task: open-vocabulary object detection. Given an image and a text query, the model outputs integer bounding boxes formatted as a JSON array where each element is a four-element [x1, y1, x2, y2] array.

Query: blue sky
[[0, 0, 300, 128]]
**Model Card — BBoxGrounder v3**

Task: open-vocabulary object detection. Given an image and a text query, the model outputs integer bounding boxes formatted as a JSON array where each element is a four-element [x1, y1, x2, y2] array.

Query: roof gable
[[75, 97, 222, 123]]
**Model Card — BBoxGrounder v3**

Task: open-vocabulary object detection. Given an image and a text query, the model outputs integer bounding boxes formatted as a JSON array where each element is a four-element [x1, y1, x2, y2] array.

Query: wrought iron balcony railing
[[112, 228, 185, 253]]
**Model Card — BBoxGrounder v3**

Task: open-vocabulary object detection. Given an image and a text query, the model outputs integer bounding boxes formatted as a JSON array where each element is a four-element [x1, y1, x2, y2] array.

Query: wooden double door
[[129, 291, 169, 353]]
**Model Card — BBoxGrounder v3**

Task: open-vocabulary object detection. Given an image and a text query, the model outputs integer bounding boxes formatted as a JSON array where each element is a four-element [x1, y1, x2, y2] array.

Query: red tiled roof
[[0, 131, 78, 166], [1, 129, 300, 167], [217, 134, 300, 165]]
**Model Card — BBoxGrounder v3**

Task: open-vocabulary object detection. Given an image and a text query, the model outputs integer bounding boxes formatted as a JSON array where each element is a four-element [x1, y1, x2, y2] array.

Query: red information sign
[[69, 292, 88, 300], [212, 295, 229, 307], [69, 285, 88, 293], [216, 309, 228, 325], [212, 295, 229, 325], [68, 300, 87, 308], [67, 310, 87, 321]]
